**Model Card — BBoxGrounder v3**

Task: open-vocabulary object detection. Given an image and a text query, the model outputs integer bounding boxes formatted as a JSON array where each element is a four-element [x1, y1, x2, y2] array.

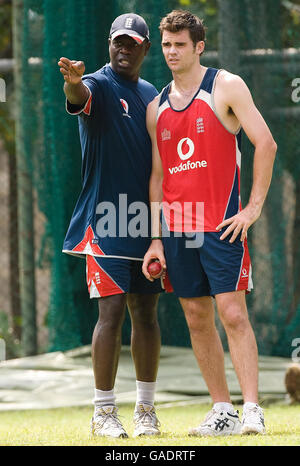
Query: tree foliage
[[177, 0, 300, 49], [0, 0, 12, 58], [0, 0, 13, 153]]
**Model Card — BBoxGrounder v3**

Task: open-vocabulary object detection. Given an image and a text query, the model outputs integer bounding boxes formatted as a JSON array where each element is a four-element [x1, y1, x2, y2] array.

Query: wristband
[[151, 236, 162, 240]]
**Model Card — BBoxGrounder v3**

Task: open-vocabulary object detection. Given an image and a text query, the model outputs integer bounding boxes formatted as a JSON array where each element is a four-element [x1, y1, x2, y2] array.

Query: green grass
[[0, 403, 299, 446]]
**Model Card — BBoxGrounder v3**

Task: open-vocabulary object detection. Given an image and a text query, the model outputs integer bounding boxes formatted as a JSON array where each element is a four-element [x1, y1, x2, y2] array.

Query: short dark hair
[[159, 10, 206, 48]]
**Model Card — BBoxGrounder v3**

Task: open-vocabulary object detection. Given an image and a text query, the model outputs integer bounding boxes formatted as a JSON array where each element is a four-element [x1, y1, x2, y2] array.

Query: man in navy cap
[[58, 13, 164, 439]]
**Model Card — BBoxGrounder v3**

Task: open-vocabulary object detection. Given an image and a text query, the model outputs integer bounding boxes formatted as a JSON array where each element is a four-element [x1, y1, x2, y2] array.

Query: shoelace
[[203, 408, 219, 424], [94, 409, 124, 430], [135, 409, 161, 428], [204, 409, 237, 426], [243, 406, 263, 424]]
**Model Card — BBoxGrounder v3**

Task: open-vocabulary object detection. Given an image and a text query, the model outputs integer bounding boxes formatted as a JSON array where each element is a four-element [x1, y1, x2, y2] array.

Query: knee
[[97, 298, 126, 334], [100, 316, 125, 334], [183, 304, 213, 335], [128, 294, 159, 328], [96, 315, 124, 336], [131, 308, 159, 328], [219, 305, 249, 333]]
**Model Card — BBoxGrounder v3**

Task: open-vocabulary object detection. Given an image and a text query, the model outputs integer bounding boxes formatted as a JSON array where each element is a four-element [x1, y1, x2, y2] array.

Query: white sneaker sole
[[91, 422, 128, 438], [133, 429, 160, 438], [188, 431, 241, 437], [241, 425, 266, 435], [91, 430, 128, 438], [189, 428, 241, 437]]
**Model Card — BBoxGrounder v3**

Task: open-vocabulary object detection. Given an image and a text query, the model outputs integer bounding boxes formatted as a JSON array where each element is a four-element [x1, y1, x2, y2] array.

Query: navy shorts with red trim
[[162, 230, 253, 298], [86, 255, 164, 298]]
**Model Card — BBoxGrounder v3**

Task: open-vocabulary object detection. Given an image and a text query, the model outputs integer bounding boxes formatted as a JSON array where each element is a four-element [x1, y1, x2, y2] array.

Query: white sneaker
[[91, 405, 128, 438], [188, 407, 242, 436], [241, 404, 266, 435], [133, 403, 161, 437]]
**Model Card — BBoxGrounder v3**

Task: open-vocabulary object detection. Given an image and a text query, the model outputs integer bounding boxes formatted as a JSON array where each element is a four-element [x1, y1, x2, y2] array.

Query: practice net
[[13, 0, 300, 357]]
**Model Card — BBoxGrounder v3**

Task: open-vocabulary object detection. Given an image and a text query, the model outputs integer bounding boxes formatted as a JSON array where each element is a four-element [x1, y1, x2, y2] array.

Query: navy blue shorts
[[86, 255, 163, 298], [162, 230, 253, 298]]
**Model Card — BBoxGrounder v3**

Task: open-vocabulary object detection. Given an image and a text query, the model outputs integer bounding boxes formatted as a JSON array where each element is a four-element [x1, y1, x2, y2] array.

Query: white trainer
[[188, 407, 242, 436], [133, 403, 161, 437], [241, 404, 266, 435], [91, 405, 128, 438]]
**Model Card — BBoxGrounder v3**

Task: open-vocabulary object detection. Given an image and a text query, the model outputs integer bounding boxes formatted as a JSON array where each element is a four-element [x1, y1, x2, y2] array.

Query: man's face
[[109, 35, 150, 81], [161, 29, 204, 74]]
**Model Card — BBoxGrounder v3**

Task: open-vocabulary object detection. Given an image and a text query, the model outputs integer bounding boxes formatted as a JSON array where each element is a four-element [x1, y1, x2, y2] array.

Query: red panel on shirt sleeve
[[83, 92, 92, 115]]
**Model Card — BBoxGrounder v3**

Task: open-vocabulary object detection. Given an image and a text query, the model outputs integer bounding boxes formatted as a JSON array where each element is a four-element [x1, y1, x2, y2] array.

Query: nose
[[169, 45, 177, 55], [119, 44, 131, 54]]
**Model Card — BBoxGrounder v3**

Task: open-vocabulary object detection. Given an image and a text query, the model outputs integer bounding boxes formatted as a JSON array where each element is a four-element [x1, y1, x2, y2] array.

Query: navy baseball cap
[[110, 13, 149, 44]]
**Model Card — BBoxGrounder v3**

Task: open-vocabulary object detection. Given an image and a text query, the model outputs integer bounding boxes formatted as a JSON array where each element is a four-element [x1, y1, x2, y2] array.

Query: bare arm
[[216, 74, 277, 242], [142, 97, 167, 280], [148, 99, 164, 237], [58, 57, 89, 106]]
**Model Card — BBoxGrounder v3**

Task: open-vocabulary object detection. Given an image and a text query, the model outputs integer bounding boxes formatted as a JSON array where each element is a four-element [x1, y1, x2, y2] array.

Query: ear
[[196, 40, 205, 56], [144, 40, 151, 56]]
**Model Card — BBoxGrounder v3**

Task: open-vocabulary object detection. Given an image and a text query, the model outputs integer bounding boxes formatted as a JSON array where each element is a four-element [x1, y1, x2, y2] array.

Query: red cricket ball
[[147, 260, 162, 279]]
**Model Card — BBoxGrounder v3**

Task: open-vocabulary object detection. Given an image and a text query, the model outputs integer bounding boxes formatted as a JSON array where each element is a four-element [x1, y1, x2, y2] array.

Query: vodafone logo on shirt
[[168, 137, 207, 175], [177, 138, 195, 160]]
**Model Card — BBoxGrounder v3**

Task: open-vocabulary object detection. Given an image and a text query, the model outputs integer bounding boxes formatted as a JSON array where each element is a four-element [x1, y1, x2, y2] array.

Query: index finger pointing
[[59, 57, 72, 67]]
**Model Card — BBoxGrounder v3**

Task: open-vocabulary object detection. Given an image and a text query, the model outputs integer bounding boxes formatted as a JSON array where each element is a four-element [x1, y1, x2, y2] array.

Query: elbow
[[270, 138, 277, 161], [260, 134, 277, 159], [270, 135, 277, 154], [150, 170, 164, 187]]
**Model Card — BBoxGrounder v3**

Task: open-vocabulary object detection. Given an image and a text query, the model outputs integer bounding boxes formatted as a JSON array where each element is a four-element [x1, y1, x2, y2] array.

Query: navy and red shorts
[[86, 255, 165, 298], [162, 229, 253, 298]]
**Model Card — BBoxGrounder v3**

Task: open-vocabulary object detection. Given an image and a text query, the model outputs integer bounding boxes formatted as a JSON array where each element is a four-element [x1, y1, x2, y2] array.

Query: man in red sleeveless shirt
[[143, 10, 277, 436]]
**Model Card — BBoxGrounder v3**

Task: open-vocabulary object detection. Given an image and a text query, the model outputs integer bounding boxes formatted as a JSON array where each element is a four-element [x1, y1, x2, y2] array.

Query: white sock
[[93, 388, 116, 411], [243, 401, 259, 410], [213, 402, 235, 413], [136, 380, 156, 407]]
